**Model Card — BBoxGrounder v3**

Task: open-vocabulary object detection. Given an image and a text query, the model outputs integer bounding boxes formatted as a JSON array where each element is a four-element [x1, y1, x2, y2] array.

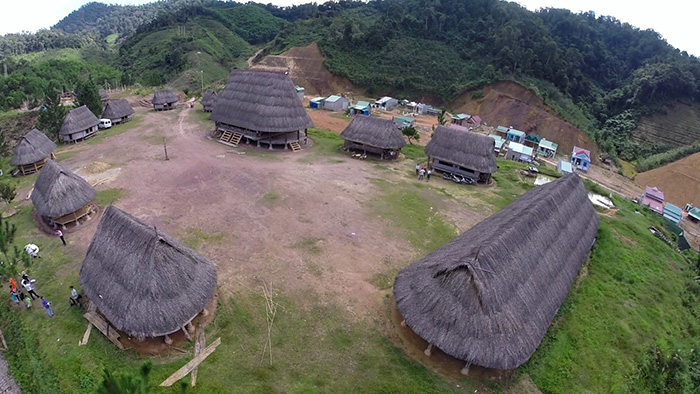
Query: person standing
[[426, 169, 432, 181], [415, 163, 420, 175], [10, 286, 19, 306], [56, 229, 66, 246], [24, 295, 32, 309], [419, 168, 425, 180], [41, 297, 53, 317], [22, 278, 41, 300], [69, 286, 82, 307]]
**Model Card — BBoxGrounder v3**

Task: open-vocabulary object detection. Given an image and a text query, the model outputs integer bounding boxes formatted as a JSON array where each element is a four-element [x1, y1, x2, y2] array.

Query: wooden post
[[164, 137, 169, 160], [424, 343, 433, 356], [181, 325, 192, 342], [461, 362, 471, 375], [400, 320, 407, 327], [0, 329, 7, 350], [164, 334, 173, 345]]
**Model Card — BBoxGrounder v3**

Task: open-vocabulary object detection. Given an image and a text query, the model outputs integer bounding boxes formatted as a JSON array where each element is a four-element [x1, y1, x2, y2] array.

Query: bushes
[[636, 141, 700, 172]]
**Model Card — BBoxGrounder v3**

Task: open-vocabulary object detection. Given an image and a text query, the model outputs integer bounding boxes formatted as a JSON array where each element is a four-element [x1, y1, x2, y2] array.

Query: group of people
[[415, 163, 432, 181], [9, 272, 52, 317]]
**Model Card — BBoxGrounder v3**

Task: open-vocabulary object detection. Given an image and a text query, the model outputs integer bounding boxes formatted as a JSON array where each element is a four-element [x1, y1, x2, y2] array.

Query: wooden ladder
[[84, 311, 125, 349], [289, 141, 302, 152], [230, 132, 243, 146], [219, 131, 233, 143]]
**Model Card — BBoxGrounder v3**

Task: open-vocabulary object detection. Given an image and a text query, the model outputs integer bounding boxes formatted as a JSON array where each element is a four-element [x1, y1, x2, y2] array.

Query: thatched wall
[[210, 69, 313, 133], [425, 126, 498, 174], [152, 89, 179, 105], [201, 89, 218, 111], [79, 206, 218, 339], [394, 174, 599, 370], [31, 159, 96, 219], [10, 128, 56, 166], [59, 105, 99, 137], [340, 116, 406, 150], [102, 99, 134, 121]]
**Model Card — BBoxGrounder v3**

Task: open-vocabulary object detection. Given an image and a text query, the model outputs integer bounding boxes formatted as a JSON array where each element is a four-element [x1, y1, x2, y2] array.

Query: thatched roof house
[[102, 99, 135, 124], [425, 125, 498, 183], [152, 89, 178, 111], [79, 205, 217, 342], [340, 116, 406, 160], [59, 105, 99, 143], [99, 89, 110, 102], [31, 159, 96, 228], [201, 89, 218, 112], [394, 174, 599, 372], [210, 69, 313, 149], [10, 129, 56, 176]]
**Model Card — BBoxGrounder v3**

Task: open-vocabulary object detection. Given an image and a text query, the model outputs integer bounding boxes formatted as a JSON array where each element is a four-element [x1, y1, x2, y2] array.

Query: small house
[[295, 86, 305, 101], [688, 207, 700, 224], [350, 101, 371, 116], [79, 205, 217, 346], [393, 116, 415, 128], [201, 90, 218, 112], [394, 174, 599, 373], [571, 146, 591, 172], [340, 116, 406, 160], [451, 113, 470, 126], [102, 99, 134, 124], [558, 160, 573, 175], [487, 134, 506, 156], [152, 89, 178, 111], [425, 126, 498, 184], [309, 97, 325, 109], [375, 96, 398, 110], [31, 159, 95, 229], [468, 115, 482, 126], [538, 139, 558, 158], [59, 105, 99, 143], [323, 95, 349, 111], [99, 89, 110, 103], [10, 129, 57, 176], [663, 203, 682, 224], [506, 128, 525, 143], [524, 134, 541, 148], [641, 186, 664, 215], [505, 142, 534, 162]]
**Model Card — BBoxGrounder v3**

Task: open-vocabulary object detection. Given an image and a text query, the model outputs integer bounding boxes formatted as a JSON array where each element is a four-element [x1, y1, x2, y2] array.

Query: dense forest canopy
[[0, 0, 697, 161]]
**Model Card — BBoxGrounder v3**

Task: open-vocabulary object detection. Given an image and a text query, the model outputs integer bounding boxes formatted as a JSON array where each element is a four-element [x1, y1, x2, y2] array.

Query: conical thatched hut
[[201, 89, 218, 112], [152, 89, 178, 111], [59, 105, 99, 143], [425, 125, 498, 183], [340, 116, 406, 160], [79, 205, 218, 344], [10, 129, 56, 176], [394, 174, 599, 373], [210, 69, 313, 149], [31, 159, 96, 228], [102, 99, 135, 124]]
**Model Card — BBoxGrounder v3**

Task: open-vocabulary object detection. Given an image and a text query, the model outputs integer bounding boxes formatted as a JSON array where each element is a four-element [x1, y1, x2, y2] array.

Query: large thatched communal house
[[201, 89, 218, 112], [10, 129, 56, 176], [31, 159, 96, 229], [425, 125, 498, 184], [152, 89, 179, 111], [79, 205, 217, 347], [60, 105, 99, 143], [210, 69, 313, 150], [102, 99, 135, 124], [340, 116, 406, 160], [394, 174, 599, 374]]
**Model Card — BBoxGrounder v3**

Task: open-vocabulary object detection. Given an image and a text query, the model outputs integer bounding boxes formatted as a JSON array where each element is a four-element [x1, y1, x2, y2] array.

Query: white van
[[99, 119, 112, 129]]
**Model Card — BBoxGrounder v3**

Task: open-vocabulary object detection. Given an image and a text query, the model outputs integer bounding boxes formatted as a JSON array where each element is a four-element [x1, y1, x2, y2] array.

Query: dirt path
[[247, 47, 265, 68]]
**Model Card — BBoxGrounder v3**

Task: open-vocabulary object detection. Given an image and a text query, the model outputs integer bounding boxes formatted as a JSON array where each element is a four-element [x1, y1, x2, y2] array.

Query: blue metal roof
[[559, 160, 573, 173]]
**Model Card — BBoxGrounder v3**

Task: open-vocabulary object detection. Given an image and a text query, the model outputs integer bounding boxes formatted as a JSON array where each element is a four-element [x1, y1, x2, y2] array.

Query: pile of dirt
[[634, 102, 700, 148], [254, 42, 360, 97], [451, 81, 599, 164], [635, 152, 700, 207]]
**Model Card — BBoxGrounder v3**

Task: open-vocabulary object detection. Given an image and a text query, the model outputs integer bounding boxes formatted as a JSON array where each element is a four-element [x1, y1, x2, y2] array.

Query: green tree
[[0, 182, 17, 205], [75, 76, 103, 117], [401, 125, 420, 144], [37, 92, 68, 141], [98, 362, 154, 394], [437, 109, 448, 126]]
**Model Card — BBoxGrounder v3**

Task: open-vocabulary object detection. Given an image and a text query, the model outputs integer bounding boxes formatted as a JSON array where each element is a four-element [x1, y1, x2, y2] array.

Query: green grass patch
[[182, 227, 225, 250], [402, 144, 427, 161], [369, 269, 399, 290], [292, 237, 324, 255], [86, 116, 144, 145], [94, 188, 126, 207], [619, 159, 637, 178], [300, 128, 344, 163]]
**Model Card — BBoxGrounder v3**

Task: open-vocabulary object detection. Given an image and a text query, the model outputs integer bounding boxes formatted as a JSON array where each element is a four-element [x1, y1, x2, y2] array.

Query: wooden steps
[[84, 311, 124, 349], [289, 141, 302, 152], [230, 132, 243, 146], [218, 131, 243, 146]]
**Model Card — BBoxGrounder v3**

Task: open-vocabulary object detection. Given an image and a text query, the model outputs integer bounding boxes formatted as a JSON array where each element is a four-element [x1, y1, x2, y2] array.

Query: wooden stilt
[[424, 343, 433, 356], [460, 362, 471, 375], [164, 334, 173, 345], [186, 321, 195, 333], [78, 323, 93, 346], [400, 319, 407, 327], [181, 326, 192, 342]]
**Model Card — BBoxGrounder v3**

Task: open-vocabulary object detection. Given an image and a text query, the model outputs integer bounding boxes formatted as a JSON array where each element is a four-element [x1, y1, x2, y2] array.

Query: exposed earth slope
[[635, 152, 700, 207]]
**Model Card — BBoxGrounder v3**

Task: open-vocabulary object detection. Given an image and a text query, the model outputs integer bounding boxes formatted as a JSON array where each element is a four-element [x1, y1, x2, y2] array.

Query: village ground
[[1, 100, 698, 393]]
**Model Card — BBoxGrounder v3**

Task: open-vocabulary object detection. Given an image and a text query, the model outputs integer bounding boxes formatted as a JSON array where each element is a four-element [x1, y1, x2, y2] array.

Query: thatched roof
[[59, 105, 99, 136], [340, 116, 407, 150], [79, 206, 218, 338], [99, 89, 110, 101], [31, 159, 96, 218], [102, 99, 134, 119], [425, 126, 498, 174], [210, 69, 313, 133], [394, 174, 599, 370], [152, 89, 179, 105], [10, 129, 56, 166], [201, 89, 218, 106]]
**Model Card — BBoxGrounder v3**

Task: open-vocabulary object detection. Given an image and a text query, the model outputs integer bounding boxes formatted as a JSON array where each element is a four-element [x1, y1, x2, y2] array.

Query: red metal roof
[[572, 146, 591, 159]]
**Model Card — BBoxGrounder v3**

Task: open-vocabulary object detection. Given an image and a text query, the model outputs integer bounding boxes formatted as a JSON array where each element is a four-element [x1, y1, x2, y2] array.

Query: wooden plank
[[84, 312, 124, 350], [191, 326, 205, 387], [160, 337, 221, 387], [0, 329, 7, 350], [78, 323, 93, 346]]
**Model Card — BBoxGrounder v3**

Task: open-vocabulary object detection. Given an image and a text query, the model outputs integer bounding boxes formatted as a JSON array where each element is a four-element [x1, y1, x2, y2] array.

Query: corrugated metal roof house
[[641, 186, 664, 215], [663, 203, 683, 224]]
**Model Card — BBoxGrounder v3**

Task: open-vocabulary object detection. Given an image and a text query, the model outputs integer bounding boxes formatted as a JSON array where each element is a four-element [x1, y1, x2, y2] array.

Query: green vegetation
[[401, 144, 427, 161], [300, 128, 343, 162], [619, 159, 637, 178], [401, 125, 420, 144], [182, 227, 225, 250], [37, 92, 68, 141], [635, 141, 700, 172], [94, 188, 126, 207], [87, 116, 144, 145], [75, 77, 103, 118]]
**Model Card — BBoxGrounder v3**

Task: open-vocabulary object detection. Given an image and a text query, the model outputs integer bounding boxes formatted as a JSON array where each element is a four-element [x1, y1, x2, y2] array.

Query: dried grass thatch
[[31, 159, 96, 218], [394, 174, 599, 370], [99, 89, 110, 101], [201, 89, 218, 107], [340, 116, 406, 150], [210, 69, 313, 133], [60, 105, 99, 136], [425, 126, 498, 174], [152, 89, 179, 105], [102, 99, 134, 120], [79, 205, 218, 338], [10, 129, 56, 166]]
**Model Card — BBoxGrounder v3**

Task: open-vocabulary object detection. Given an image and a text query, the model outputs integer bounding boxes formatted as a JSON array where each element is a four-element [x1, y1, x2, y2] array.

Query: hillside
[[633, 102, 700, 149], [635, 152, 700, 207]]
